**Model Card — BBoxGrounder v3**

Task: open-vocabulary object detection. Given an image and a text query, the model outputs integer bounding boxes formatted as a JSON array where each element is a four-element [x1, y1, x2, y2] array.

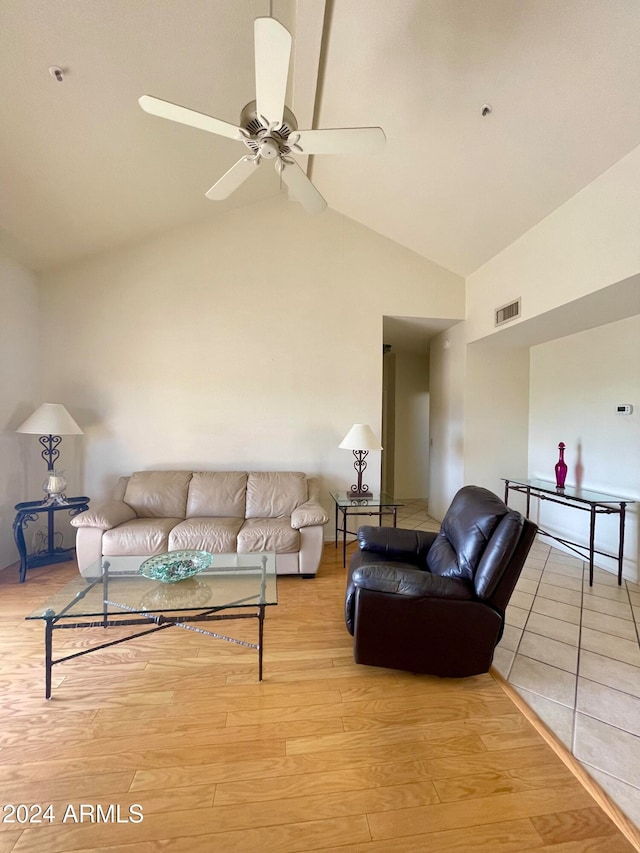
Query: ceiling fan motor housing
[[240, 100, 298, 158]]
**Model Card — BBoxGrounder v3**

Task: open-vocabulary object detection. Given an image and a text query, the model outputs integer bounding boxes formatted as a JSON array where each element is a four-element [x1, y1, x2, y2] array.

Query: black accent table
[[13, 496, 90, 583], [332, 491, 403, 567], [502, 478, 635, 586]]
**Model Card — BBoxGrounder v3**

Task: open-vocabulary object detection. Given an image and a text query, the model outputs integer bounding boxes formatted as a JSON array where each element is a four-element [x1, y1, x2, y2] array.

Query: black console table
[[502, 478, 635, 586], [13, 497, 90, 583]]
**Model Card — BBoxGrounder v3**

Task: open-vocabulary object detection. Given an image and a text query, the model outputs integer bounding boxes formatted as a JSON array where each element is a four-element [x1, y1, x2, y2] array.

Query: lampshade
[[17, 403, 83, 435], [339, 424, 382, 451]]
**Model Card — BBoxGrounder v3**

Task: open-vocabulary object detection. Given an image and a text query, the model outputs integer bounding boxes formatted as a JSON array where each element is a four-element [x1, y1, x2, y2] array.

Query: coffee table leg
[[44, 614, 54, 700], [258, 605, 265, 681]]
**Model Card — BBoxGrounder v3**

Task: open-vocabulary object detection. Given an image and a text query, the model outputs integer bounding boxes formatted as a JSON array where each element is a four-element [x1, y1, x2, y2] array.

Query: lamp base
[[43, 470, 68, 504], [347, 489, 372, 499], [42, 493, 69, 506]]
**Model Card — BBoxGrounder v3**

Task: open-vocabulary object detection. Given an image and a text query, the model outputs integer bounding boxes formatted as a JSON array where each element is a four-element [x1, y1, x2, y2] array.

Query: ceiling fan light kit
[[139, 17, 385, 215]]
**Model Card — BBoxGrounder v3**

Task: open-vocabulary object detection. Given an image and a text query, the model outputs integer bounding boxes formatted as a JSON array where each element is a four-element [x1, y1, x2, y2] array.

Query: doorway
[[382, 316, 456, 500]]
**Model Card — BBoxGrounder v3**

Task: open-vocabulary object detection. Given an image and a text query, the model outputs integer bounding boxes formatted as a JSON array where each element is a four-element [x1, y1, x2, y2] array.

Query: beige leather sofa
[[71, 470, 329, 577]]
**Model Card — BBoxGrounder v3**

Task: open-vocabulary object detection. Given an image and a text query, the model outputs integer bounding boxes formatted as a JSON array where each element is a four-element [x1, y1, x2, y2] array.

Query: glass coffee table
[[26, 552, 277, 699]]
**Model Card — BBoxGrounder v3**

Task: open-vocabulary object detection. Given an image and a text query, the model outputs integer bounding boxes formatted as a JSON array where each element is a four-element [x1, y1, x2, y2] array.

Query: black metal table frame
[[13, 497, 90, 583], [503, 479, 631, 586], [37, 563, 273, 699], [334, 498, 401, 567]]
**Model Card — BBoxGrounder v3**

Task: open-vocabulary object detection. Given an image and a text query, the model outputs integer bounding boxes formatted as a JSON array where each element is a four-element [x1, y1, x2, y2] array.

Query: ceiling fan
[[139, 16, 385, 215]]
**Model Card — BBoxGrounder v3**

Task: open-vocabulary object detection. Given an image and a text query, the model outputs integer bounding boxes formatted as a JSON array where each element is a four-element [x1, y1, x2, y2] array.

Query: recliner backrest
[[426, 485, 517, 585], [474, 510, 524, 599]]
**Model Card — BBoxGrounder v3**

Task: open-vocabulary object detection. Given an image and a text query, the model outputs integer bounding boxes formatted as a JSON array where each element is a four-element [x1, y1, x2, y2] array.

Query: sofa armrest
[[352, 564, 474, 600], [357, 526, 437, 562], [291, 499, 329, 530], [70, 500, 137, 531]]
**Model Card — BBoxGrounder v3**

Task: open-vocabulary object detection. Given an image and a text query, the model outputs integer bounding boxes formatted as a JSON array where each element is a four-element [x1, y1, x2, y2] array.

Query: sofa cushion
[[237, 518, 300, 554], [186, 472, 247, 518], [169, 517, 244, 553], [113, 476, 129, 501], [102, 518, 181, 556], [124, 471, 192, 519], [245, 472, 308, 519]]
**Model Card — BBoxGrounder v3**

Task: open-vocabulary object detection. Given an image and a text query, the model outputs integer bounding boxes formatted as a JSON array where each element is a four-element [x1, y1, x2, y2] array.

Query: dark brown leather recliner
[[345, 485, 537, 677]]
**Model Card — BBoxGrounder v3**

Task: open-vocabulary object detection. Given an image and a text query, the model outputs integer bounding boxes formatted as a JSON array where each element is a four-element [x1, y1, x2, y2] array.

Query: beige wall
[[392, 350, 430, 499], [381, 350, 395, 494], [38, 197, 464, 522], [0, 253, 40, 569], [428, 322, 466, 521], [529, 316, 640, 580], [464, 341, 530, 505]]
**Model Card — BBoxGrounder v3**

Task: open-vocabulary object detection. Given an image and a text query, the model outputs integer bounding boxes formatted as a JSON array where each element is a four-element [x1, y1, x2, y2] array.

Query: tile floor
[[382, 498, 640, 830]]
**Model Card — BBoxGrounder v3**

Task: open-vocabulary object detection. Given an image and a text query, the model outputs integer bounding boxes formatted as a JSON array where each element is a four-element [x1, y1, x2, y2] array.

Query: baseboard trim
[[491, 668, 640, 852]]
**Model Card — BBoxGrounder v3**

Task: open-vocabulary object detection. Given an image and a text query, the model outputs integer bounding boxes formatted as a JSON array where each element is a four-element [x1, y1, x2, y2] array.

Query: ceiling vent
[[495, 298, 521, 327]]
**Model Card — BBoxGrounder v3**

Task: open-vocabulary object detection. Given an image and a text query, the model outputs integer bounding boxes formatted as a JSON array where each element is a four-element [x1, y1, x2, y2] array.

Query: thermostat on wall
[[616, 404, 633, 414]]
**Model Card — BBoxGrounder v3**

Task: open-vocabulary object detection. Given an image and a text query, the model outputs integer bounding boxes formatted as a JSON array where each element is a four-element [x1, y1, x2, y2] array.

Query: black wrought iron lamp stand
[[40, 433, 62, 473], [348, 449, 372, 498]]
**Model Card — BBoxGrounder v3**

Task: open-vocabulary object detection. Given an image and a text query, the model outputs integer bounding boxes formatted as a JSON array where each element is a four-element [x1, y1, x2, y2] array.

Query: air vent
[[495, 298, 521, 327]]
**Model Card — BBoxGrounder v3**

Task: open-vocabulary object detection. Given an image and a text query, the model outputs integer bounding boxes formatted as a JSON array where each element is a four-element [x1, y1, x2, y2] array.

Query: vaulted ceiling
[[2, 0, 639, 276]]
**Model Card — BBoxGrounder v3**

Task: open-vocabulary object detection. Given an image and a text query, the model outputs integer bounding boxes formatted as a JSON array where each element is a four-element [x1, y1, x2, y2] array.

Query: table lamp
[[339, 423, 382, 498], [17, 403, 83, 504]]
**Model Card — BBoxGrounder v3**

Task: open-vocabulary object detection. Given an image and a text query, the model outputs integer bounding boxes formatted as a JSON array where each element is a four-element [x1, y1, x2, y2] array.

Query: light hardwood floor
[[0, 546, 637, 853]]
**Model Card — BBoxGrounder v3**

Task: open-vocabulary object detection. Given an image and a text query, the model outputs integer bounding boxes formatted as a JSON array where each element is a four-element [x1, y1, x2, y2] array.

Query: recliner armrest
[[357, 526, 437, 562], [70, 500, 137, 531], [291, 499, 329, 529], [352, 564, 474, 600]]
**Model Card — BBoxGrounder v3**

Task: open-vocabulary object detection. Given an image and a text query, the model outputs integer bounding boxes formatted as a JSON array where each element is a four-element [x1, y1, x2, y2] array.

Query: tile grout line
[[579, 759, 640, 795], [571, 557, 586, 756], [626, 579, 640, 651], [505, 539, 548, 682]]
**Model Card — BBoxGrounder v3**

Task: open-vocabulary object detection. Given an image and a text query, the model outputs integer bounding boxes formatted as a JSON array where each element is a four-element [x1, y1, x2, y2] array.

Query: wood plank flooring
[[0, 545, 636, 852]]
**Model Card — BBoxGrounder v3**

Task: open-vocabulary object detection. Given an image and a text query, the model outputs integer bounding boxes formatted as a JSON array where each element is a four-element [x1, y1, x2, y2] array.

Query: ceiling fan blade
[[279, 160, 327, 216], [292, 127, 386, 155], [139, 95, 242, 141], [254, 17, 291, 126], [205, 157, 258, 200]]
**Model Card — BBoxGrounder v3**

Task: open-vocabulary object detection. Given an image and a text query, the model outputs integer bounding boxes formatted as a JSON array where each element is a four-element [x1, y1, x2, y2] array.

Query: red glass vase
[[555, 442, 567, 489]]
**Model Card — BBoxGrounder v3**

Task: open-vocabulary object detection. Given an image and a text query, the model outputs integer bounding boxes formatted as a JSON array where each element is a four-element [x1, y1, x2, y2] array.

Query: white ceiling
[[1, 0, 639, 276]]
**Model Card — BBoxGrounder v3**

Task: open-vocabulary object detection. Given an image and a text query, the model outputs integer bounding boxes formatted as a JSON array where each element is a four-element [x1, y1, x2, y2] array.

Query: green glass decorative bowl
[[139, 550, 214, 583]]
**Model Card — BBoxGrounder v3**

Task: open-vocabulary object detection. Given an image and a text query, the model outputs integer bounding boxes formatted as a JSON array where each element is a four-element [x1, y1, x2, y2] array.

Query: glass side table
[[331, 491, 404, 568], [13, 496, 90, 583]]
